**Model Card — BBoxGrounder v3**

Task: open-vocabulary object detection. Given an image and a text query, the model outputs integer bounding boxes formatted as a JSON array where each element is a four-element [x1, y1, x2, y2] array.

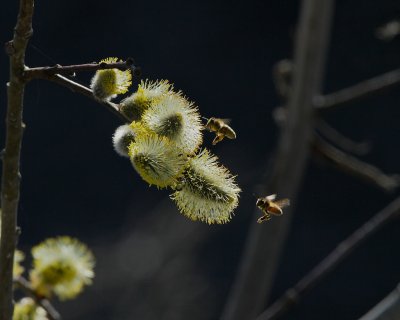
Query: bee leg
[[257, 214, 271, 223], [212, 133, 224, 145]]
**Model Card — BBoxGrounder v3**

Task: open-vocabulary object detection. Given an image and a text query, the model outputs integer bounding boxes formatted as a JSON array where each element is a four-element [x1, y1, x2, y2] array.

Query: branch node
[[16, 226, 21, 235], [15, 27, 33, 40], [133, 66, 142, 77], [272, 59, 293, 100], [126, 57, 135, 66], [4, 41, 15, 56], [285, 289, 299, 305]]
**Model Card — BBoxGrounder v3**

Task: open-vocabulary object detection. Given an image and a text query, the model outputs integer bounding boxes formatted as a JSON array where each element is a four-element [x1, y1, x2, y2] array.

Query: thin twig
[[14, 276, 61, 320], [359, 283, 400, 320], [221, 1, 334, 319], [315, 119, 371, 156], [40, 74, 129, 122], [312, 134, 400, 192], [315, 68, 400, 110], [256, 196, 400, 320], [24, 59, 141, 80], [0, 1, 34, 319]]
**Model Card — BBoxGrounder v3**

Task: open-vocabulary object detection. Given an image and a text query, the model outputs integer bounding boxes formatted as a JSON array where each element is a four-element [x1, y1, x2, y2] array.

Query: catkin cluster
[[91, 58, 241, 224], [0, 213, 95, 320]]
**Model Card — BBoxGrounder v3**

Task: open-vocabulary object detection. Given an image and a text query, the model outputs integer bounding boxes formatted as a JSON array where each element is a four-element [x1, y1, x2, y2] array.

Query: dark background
[[1, 0, 400, 319]]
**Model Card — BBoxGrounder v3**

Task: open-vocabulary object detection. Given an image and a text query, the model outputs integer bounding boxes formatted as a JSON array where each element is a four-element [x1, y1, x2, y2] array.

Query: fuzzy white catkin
[[112, 125, 136, 157], [170, 150, 241, 224], [142, 94, 203, 155]]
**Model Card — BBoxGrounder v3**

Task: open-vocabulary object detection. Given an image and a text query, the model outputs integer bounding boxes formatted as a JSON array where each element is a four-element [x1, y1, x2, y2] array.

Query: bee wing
[[218, 118, 232, 125], [275, 199, 290, 208], [266, 194, 277, 201]]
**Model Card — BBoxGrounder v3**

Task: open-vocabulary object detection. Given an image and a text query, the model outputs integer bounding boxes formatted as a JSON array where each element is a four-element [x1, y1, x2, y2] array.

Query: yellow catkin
[[170, 150, 241, 224]]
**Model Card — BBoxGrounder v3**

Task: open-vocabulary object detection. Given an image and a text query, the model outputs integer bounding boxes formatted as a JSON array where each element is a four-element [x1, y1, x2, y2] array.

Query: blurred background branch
[[221, 1, 334, 319], [359, 283, 400, 320], [315, 68, 400, 111], [256, 196, 400, 320], [312, 134, 400, 192]]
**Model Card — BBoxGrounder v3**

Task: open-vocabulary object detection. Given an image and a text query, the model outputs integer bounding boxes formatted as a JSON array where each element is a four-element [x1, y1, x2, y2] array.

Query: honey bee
[[204, 117, 236, 145], [256, 194, 290, 223]]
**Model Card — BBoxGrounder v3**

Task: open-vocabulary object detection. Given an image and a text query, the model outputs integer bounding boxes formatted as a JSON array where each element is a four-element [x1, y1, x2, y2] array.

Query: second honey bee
[[256, 194, 290, 223], [205, 117, 236, 145]]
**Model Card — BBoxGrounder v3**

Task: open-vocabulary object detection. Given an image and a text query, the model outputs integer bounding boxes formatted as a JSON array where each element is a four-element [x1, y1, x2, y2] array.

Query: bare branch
[[221, 1, 334, 319], [0, 0, 34, 319], [14, 277, 61, 320], [315, 119, 371, 156], [312, 134, 400, 192], [39, 74, 129, 122], [315, 68, 400, 110], [359, 284, 400, 320], [24, 59, 141, 80], [255, 196, 400, 320]]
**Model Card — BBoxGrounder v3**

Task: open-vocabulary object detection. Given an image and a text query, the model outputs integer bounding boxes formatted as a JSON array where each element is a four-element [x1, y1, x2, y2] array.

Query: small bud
[[142, 94, 203, 155], [112, 125, 136, 157], [90, 57, 132, 101], [128, 129, 187, 188], [170, 150, 241, 224], [120, 79, 172, 121]]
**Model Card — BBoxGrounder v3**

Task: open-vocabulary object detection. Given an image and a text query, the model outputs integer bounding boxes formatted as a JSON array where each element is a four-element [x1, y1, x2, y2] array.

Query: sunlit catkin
[[170, 150, 240, 224], [112, 125, 136, 157], [120, 79, 172, 121], [30, 236, 95, 300], [90, 57, 132, 101], [128, 127, 187, 188], [142, 94, 203, 155]]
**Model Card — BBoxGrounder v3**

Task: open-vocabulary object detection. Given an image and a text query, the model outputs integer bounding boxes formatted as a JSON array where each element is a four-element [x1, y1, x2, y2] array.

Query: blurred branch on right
[[222, 0, 400, 319], [359, 284, 400, 320]]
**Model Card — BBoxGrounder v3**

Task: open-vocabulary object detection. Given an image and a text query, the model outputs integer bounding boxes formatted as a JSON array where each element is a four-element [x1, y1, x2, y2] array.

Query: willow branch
[[221, 1, 334, 319], [0, 1, 34, 319], [312, 134, 400, 192], [256, 196, 400, 320], [38, 74, 129, 122], [315, 68, 400, 110], [13, 277, 61, 320], [24, 59, 141, 80], [359, 284, 400, 320]]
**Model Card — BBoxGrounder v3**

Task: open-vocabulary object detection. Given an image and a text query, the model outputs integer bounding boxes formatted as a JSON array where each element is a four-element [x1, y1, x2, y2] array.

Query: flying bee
[[204, 117, 236, 145], [256, 194, 290, 223]]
